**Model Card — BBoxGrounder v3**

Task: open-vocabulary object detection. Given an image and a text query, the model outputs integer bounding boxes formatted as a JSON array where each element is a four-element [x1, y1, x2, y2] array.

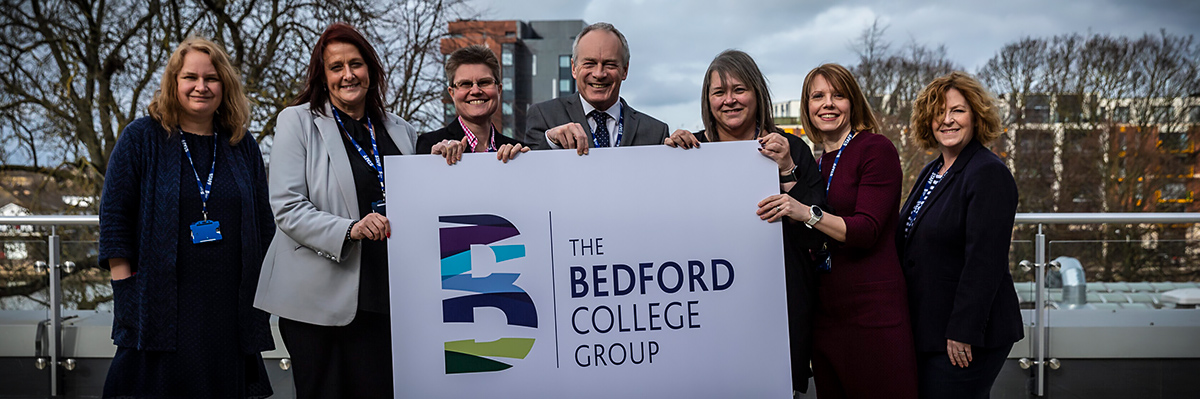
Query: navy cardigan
[[99, 116, 275, 353]]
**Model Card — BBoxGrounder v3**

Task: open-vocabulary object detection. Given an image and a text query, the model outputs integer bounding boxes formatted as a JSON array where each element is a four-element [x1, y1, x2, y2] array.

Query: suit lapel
[[619, 100, 638, 146], [906, 140, 985, 239], [317, 103, 360, 219], [381, 114, 415, 155]]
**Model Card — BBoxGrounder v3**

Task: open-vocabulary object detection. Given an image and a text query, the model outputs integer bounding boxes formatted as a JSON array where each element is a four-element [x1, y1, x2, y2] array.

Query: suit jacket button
[[316, 251, 324, 256]]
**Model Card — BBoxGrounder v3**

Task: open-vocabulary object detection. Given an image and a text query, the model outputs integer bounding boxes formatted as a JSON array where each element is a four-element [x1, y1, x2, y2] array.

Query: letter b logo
[[439, 215, 537, 374]]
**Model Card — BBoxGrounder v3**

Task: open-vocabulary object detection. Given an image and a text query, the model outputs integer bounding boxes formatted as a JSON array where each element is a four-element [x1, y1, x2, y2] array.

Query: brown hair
[[292, 23, 388, 122], [799, 63, 878, 143], [909, 71, 1003, 149], [700, 50, 777, 141], [148, 37, 249, 144], [445, 45, 501, 84]]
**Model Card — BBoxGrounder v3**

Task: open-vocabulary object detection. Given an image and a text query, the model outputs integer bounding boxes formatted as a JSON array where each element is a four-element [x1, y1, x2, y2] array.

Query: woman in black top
[[253, 23, 420, 398], [664, 49, 826, 394], [99, 37, 275, 398]]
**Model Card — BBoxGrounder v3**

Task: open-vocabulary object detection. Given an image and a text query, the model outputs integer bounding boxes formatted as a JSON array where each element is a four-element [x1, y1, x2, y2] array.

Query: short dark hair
[[572, 22, 630, 69], [292, 23, 388, 121], [445, 45, 500, 84], [700, 50, 777, 141]]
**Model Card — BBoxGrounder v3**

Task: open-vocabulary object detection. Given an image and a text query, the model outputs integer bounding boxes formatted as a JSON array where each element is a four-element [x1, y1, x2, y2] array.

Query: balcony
[[1, 214, 1199, 398]]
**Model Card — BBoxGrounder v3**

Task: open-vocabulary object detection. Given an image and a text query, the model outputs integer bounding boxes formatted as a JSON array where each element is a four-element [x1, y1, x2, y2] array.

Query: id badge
[[190, 220, 222, 244], [371, 200, 386, 216]]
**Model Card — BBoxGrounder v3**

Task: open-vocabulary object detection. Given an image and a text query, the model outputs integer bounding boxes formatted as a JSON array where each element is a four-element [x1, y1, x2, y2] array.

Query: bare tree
[[0, 0, 477, 306]]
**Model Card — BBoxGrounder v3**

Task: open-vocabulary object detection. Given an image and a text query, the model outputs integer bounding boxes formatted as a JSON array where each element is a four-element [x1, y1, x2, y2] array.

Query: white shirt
[[546, 94, 623, 149]]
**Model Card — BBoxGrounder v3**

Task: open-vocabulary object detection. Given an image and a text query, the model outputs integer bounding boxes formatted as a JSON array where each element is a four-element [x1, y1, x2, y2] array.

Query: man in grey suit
[[524, 22, 669, 154]]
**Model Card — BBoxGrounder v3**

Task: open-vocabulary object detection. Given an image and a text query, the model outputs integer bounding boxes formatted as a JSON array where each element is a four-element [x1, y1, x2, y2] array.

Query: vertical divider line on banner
[[549, 210, 560, 368]]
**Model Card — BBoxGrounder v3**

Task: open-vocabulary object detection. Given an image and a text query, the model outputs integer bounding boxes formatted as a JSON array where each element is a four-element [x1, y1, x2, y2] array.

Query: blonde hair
[[909, 71, 1002, 149], [799, 63, 878, 143], [148, 37, 249, 145]]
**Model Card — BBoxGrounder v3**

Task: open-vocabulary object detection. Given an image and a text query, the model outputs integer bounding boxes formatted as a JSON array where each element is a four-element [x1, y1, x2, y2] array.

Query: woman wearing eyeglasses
[[417, 45, 528, 163]]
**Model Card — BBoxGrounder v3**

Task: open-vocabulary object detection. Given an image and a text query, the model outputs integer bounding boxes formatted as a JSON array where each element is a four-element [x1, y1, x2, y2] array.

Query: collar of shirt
[[579, 94, 623, 147]]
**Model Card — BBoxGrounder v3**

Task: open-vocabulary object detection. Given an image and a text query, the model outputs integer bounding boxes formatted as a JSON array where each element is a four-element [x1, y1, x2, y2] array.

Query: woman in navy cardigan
[[899, 71, 1023, 399], [98, 37, 275, 398]]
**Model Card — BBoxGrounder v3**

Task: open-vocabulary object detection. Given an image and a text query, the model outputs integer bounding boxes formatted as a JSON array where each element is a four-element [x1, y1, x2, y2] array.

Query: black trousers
[[917, 342, 1013, 399], [279, 311, 394, 399]]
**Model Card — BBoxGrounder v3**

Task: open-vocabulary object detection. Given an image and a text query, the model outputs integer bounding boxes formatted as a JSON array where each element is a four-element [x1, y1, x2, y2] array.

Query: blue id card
[[371, 200, 386, 216], [190, 220, 222, 244]]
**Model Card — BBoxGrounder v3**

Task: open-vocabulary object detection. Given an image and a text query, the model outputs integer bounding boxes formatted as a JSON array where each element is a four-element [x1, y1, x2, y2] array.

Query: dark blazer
[[523, 95, 669, 150], [897, 139, 1023, 352], [415, 119, 523, 154], [99, 116, 275, 352]]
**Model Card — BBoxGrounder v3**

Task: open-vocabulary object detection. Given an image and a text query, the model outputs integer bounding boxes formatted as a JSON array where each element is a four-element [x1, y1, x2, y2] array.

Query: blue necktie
[[589, 110, 610, 147]]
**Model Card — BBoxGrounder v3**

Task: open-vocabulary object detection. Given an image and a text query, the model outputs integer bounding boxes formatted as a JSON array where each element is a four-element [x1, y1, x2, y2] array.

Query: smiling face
[[708, 71, 757, 138], [571, 30, 627, 111], [323, 41, 369, 115], [933, 87, 975, 154], [806, 74, 852, 140], [449, 63, 500, 124], [176, 51, 223, 124]]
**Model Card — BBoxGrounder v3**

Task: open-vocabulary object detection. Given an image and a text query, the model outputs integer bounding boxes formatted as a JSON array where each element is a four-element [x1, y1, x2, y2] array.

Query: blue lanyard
[[332, 108, 385, 195], [181, 131, 218, 221], [906, 164, 945, 234], [823, 131, 856, 195], [592, 107, 624, 148]]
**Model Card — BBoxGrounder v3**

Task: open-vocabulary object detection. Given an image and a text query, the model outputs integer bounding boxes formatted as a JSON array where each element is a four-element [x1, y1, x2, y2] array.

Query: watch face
[[812, 206, 823, 217]]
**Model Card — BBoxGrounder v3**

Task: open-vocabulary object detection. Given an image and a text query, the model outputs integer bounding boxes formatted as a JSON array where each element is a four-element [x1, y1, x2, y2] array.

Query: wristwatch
[[779, 164, 797, 184], [804, 205, 823, 228]]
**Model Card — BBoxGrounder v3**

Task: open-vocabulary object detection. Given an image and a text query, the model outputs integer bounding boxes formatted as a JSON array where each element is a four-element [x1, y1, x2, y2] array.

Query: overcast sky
[[471, 0, 1200, 131]]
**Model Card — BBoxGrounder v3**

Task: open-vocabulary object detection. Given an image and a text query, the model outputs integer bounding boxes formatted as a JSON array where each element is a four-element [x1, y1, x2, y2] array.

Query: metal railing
[[1012, 212, 1200, 397], [2, 213, 1199, 397], [0, 215, 98, 398]]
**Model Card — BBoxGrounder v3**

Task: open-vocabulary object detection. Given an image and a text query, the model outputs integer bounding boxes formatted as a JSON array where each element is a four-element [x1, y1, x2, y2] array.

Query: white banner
[[385, 141, 792, 398]]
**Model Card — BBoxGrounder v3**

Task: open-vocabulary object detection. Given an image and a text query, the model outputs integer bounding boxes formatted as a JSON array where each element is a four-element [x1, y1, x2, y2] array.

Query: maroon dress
[[811, 131, 918, 398]]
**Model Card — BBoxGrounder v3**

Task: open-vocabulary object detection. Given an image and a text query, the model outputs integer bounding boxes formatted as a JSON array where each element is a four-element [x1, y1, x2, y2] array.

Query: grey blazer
[[254, 102, 418, 326], [522, 95, 669, 150]]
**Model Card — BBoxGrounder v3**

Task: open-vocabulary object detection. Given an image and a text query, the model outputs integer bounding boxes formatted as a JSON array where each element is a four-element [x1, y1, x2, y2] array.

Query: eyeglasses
[[451, 78, 497, 90]]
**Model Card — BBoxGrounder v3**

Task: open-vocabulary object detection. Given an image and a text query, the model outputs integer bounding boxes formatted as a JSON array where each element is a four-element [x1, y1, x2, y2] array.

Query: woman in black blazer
[[416, 45, 528, 163], [898, 71, 1023, 399]]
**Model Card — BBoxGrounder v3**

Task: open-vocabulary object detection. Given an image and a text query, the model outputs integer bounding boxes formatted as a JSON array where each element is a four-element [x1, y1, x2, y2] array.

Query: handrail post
[[48, 226, 62, 397], [1034, 224, 1046, 396]]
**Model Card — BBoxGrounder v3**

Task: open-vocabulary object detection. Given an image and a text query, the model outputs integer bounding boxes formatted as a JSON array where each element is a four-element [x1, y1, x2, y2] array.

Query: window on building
[[1158, 132, 1188, 152], [1023, 95, 1050, 123], [503, 103, 513, 115], [531, 54, 537, 76], [502, 51, 513, 66], [1153, 106, 1174, 123], [1056, 95, 1082, 123], [559, 55, 571, 68], [1112, 106, 1130, 123], [1160, 182, 1188, 201], [502, 77, 512, 92], [503, 127, 514, 138], [559, 80, 572, 93]]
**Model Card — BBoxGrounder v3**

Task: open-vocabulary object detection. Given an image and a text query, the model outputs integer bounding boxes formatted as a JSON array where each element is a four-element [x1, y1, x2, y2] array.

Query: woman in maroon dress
[[758, 63, 918, 398]]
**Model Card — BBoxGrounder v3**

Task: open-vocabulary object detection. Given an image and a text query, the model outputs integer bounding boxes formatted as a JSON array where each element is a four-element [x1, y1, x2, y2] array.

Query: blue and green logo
[[439, 215, 537, 374]]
